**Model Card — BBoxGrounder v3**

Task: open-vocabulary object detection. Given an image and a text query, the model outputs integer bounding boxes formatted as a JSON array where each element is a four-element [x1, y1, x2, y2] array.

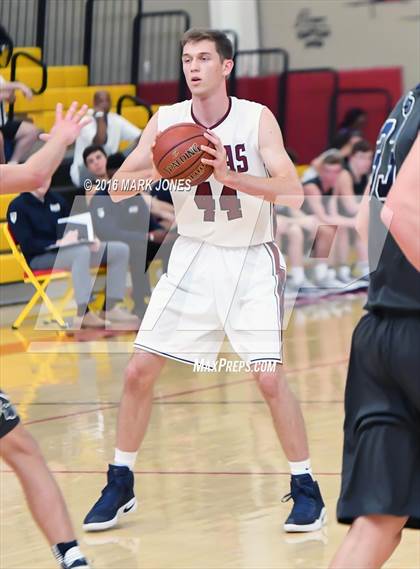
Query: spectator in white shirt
[[70, 90, 141, 187]]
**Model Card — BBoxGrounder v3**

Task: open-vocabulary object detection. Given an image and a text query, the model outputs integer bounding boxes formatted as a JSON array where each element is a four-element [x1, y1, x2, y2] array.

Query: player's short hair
[[181, 28, 234, 61], [83, 144, 107, 166], [351, 140, 372, 155], [321, 153, 343, 167]]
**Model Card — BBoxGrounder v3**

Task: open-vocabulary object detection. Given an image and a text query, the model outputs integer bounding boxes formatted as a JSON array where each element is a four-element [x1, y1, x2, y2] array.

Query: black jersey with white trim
[[366, 84, 420, 314]]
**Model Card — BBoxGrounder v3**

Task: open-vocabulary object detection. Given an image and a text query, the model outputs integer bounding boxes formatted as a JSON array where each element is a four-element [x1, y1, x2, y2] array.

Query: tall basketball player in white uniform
[[84, 29, 326, 533]]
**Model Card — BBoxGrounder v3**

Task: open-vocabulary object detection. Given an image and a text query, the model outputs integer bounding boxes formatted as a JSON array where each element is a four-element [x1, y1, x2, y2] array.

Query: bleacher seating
[[2, 46, 42, 66], [0, 45, 159, 287], [0, 46, 154, 134], [0, 44, 403, 287], [0, 42, 158, 285]]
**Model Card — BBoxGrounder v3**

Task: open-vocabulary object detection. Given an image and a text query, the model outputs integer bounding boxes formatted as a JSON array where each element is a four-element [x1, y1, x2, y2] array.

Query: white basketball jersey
[[157, 97, 275, 247]]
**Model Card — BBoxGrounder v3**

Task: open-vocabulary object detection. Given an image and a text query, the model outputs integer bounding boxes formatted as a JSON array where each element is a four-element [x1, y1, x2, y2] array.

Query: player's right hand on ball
[[39, 102, 92, 146]]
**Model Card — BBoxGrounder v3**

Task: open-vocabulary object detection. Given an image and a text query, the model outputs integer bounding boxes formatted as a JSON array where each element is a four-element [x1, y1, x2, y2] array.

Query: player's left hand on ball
[[201, 130, 230, 184]]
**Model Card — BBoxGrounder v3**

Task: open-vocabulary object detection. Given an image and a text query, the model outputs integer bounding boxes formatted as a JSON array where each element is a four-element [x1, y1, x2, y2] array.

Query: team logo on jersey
[[96, 207, 105, 218], [128, 205, 139, 214], [0, 393, 18, 422], [50, 203, 61, 212], [370, 88, 417, 201], [370, 118, 397, 201], [9, 211, 17, 224], [402, 91, 415, 117]]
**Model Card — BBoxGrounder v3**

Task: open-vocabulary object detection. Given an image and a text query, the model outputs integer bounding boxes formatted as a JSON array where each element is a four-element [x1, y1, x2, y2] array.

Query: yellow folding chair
[[3, 223, 72, 329]]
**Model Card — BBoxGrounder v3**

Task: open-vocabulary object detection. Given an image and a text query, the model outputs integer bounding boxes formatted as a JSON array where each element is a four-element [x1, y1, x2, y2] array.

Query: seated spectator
[[302, 131, 362, 183], [336, 139, 372, 199], [337, 107, 367, 138], [7, 180, 138, 328], [302, 153, 358, 288], [83, 145, 176, 318], [334, 140, 373, 277], [331, 130, 363, 163], [70, 90, 141, 187], [275, 208, 315, 293], [0, 75, 39, 163]]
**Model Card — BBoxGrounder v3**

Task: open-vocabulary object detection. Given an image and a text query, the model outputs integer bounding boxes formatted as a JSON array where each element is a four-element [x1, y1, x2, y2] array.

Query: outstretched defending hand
[[39, 101, 92, 146]]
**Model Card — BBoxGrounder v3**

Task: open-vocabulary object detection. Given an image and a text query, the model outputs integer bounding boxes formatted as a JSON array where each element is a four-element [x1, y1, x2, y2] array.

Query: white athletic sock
[[313, 263, 328, 282], [114, 448, 137, 471], [289, 459, 313, 479], [355, 260, 369, 273], [290, 266, 305, 284], [337, 265, 351, 280]]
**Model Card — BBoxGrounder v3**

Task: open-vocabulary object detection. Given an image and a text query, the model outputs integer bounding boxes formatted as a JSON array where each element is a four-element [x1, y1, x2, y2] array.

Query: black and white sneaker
[[53, 543, 90, 569], [62, 552, 90, 569]]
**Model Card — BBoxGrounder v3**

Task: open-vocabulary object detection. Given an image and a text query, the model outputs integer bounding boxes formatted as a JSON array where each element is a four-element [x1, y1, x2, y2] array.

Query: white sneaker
[[298, 278, 329, 298], [71, 311, 111, 329], [103, 306, 140, 324], [336, 266, 353, 284], [314, 269, 344, 291]]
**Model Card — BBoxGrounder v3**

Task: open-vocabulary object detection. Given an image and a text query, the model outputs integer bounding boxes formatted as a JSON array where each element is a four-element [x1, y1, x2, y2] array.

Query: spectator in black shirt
[[336, 140, 373, 200], [337, 107, 367, 139], [302, 154, 358, 287], [7, 180, 138, 328], [83, 145, 176, 317], [334, 140, 373, 277]]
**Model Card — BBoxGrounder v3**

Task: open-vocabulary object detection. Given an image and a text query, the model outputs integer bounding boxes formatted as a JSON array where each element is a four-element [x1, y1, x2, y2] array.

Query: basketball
[[152, 123, 215, 185]]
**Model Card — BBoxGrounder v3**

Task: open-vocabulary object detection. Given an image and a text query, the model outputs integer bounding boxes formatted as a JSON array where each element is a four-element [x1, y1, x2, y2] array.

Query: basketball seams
[[153, 122, 215, 184]]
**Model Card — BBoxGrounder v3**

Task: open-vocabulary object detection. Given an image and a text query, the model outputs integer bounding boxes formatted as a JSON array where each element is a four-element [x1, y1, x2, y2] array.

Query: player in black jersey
[[0, 103, 91, 569], [330, 85, 420, 568]]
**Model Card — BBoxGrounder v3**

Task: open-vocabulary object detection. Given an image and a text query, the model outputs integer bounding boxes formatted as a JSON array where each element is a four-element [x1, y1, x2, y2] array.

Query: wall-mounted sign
[[295, 8, 331, 48]]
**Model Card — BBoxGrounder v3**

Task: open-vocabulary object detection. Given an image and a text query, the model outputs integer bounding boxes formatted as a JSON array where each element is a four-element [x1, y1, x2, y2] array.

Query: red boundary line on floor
[[23, 358, 348, 426]]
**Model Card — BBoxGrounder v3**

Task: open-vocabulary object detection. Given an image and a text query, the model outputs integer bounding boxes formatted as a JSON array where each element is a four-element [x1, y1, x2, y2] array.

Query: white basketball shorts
[[134, 236, 286, 368]]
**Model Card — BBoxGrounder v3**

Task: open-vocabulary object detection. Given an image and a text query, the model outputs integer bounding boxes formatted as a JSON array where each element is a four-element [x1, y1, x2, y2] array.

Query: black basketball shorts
[[0, 391, 20, 439], [337, 311, 420, 529]]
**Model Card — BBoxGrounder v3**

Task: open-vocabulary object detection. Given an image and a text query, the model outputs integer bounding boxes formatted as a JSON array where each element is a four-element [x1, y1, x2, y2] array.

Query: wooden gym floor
[[1, 294, 419, 568]]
